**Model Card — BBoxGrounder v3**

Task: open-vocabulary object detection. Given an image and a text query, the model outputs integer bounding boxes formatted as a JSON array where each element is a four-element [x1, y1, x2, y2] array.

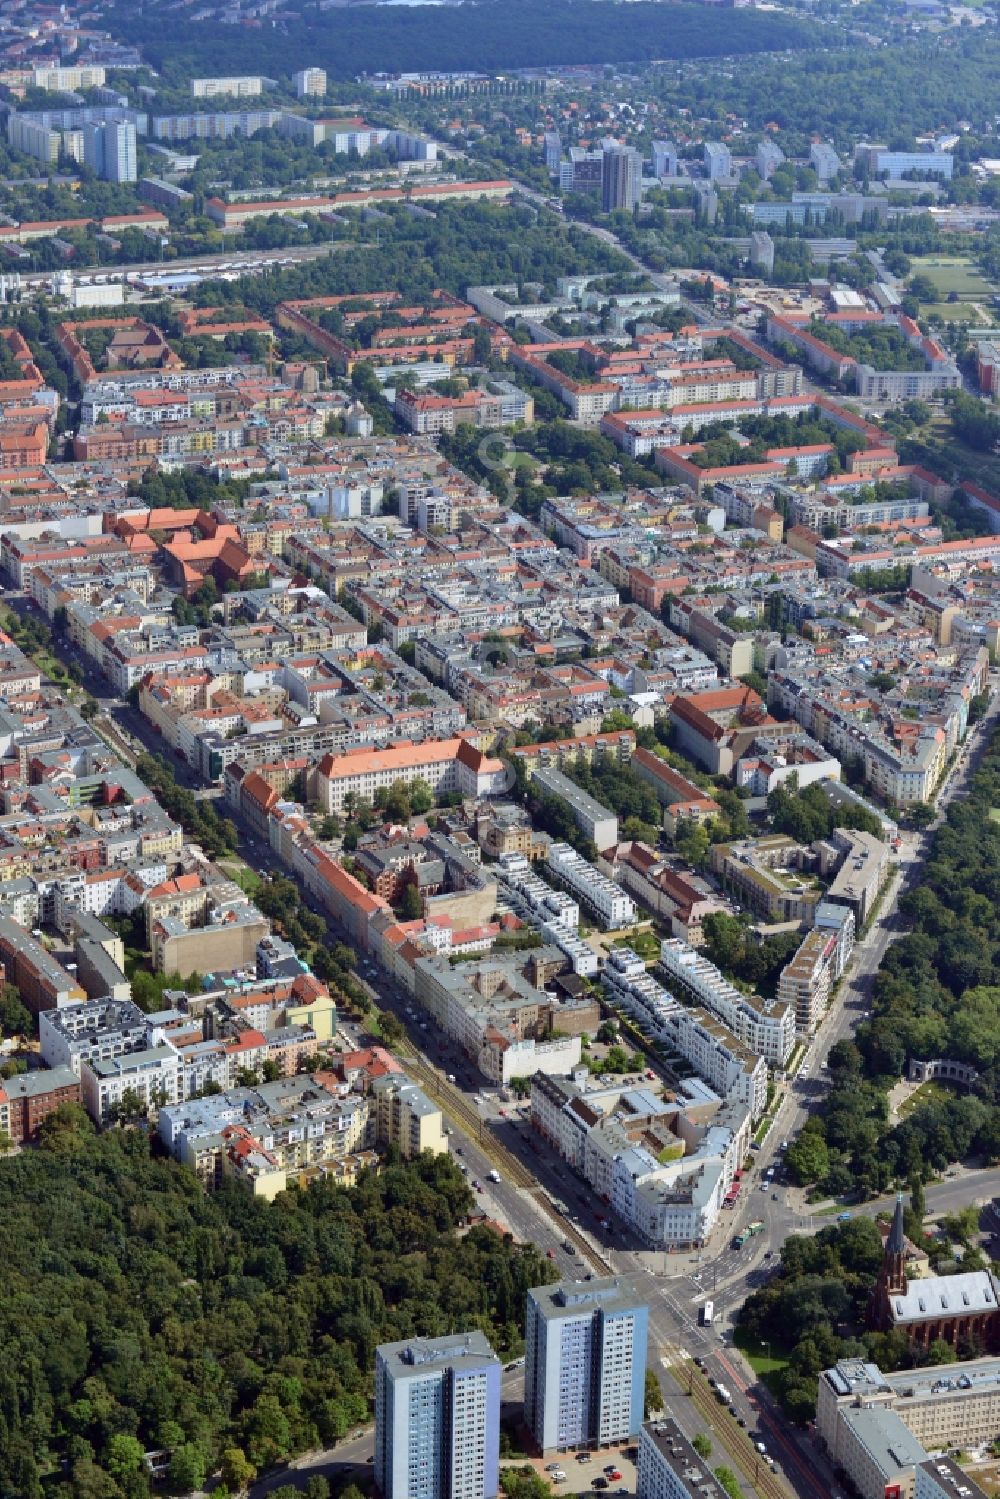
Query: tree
[[379, 1012, 405, 1047], [644, 1367, 663, 1417], [785, 1129, 829, 1186], [713, 1468, 742, 1499], [219, 1448, 257, 1493], [409, 778, 434, 816], [167, 1443, 207, 1494], [103, 1433, 145, 1486], [398, 881, 423, 921], [693, 1433, 712, 1459]]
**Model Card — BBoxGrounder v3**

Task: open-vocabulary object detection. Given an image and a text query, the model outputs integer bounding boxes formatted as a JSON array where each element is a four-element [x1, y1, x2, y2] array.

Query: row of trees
[[133, 752, 239, 861], [0, 1117, 556, 1499], [785, 728, 1000, 1199]]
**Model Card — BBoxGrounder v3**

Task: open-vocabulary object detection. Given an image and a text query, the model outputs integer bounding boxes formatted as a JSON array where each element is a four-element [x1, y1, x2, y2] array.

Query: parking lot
[[524, 1448, 638, 1496]]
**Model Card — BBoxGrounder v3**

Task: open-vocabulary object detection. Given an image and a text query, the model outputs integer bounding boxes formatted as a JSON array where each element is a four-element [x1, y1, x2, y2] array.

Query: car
[[772, 1191, 779, 1199], [498, 1109, 507, 1118], [728, 1406, 737, 1418], [737, 1417, 747, 1429], [551, 1476, 566, 1485], [604, 1466, 617, 1476], [593, 1480, 608, 1490], [366, 1457, 375, 1465], [545, 1464, 562, 1472], [353, 1430, 365, 1439], [447, 1073, 456, 1083], [562, 1240, 574, 1253], [607, 1473, 622, 1483], [546, 1249, 557, 1260], [455, 1146, 462, 1156], [577, 1455, 592, 1465], [694, 1357, 706, 1369], [755, 1443, 767, 1455], [472, 1179, 481, 1190]]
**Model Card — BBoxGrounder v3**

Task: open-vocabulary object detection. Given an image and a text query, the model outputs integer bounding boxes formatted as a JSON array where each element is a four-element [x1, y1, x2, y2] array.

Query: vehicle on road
[[546, 1249, 557, 1259], [488, 1168, 502, 1183], [700, 1300, 714, 1326], [577, 1454, 592, 1464], [732, 1220, 765, 1249]]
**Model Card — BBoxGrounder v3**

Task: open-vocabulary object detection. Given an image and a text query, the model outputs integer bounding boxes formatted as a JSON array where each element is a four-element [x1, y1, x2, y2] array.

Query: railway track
[[678, 1358, 792, 1499], [406, 1058, 610, 1274]]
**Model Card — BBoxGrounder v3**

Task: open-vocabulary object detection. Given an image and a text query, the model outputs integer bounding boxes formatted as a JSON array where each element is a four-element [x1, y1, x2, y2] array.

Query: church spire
[[887, 1192, 906, 1257]]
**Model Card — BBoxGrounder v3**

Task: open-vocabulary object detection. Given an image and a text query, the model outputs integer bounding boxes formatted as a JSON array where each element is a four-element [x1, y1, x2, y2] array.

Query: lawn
[[219, 858, 263, 897], [733, 1329, 789, 1394], [898, 1079, 953, 1119], [989, 808, 1000, 825], [923, 301, 994, 326], [911, 257, 996, 299]]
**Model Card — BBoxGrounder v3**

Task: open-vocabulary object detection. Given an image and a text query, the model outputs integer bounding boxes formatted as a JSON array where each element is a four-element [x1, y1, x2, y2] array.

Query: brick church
[[868, 1194, 1000, 1354]]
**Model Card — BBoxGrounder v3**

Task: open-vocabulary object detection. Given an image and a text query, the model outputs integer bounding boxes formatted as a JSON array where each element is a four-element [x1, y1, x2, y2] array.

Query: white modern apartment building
[[496, 854, 598, 978], [659, 938, 795, 1064], [294, 67, 327, 97], [525, 1279, 648, 1453], [191, 76, 266, 98], [81, 1045, 183, 1124], [375, 1332, 501, 1499], [547, 843, 636, 928], [602, 949, 767, 1118], [33, 65, 106, 91]]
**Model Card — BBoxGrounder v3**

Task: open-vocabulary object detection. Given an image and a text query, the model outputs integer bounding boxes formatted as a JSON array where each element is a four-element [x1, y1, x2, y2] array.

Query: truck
[[732, 1221, 765, 1250]]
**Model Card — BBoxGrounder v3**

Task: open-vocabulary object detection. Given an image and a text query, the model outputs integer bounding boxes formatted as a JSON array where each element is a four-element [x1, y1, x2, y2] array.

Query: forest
[[106, 1, 817, 83], [649, 35, 1000, 147], [0, 1121, 553, 1499], [785, 727, 1000, 1201]]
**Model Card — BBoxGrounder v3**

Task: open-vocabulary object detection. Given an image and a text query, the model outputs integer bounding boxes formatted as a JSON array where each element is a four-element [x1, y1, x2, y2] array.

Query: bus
[[700, 1300, 714, 1326]]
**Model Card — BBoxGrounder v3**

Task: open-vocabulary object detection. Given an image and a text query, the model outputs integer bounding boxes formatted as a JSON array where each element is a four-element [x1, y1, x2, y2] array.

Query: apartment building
[[531, 766, 618, 852], [159, 1075, 373, 1193], [0, 915, 86, 1016], [710, 835, 822, 925], [524, 1278, 648, 1453], [372, 1074, 447, 1159], [81, 1045, 183, 1125], [33, 65, 107, 91], [547, 843, 636, 928], [638, 1420, 724, 1499], [375, 1332, 501, 1499], [311, 736, 506, 814], [777, 925, 841, 1033], [916, 1461, 987, 1499], [294, 68, 327, 97], [659, 938, 795, 1064], [191, 76, 266, 98], [603, 948, 767, 1118], [818, 1358, 1000, 1499], [0, 1066, 81, 1144], [412, 951, 585, 1085]]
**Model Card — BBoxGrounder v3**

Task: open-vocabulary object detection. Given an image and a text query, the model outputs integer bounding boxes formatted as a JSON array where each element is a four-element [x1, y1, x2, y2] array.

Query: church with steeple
[[867, 1193, 1000, 1354]]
